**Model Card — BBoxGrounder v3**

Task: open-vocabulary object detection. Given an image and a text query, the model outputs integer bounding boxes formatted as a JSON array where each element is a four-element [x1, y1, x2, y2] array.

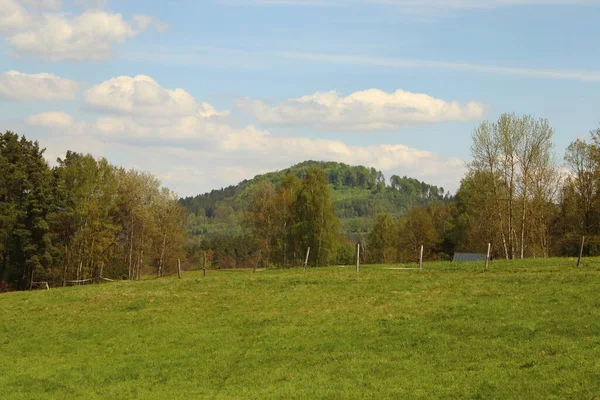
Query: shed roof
[[452, 253, 487, 262]]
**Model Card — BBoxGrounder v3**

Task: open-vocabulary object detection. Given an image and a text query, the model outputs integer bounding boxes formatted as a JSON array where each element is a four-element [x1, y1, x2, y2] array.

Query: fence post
[[356, 243, 360, 273], [577, 236, 585, 267], [30, 269, 34, 290], [177, 258, 182, 279], [254, 250, 261, 273], [304, 247, 310, 272], [485, 243, 491, 271], [99, 261, 104, 281], [203, 252, 207, 277], [419, 245, 424, 270]]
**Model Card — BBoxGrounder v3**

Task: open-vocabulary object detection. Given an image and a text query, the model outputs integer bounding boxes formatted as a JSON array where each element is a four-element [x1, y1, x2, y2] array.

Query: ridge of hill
[[180, 160, 453, 239]]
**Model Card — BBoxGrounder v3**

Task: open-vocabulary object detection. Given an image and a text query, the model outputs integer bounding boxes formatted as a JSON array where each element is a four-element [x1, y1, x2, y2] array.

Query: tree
[[273, 174, 300, 266], [367, 214, 398, 264], [398, 207, 438, 262], [245, 181, 277, 265], [0, 132, 54, 289], [470, 113, 556, 259], [294, 167, 340, 266], [564, 139, 597, 234], [152, 188, 186, 277]]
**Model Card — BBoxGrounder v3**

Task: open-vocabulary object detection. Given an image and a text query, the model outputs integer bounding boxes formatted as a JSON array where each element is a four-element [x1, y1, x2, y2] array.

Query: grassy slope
[[2, 258, 600, 399]]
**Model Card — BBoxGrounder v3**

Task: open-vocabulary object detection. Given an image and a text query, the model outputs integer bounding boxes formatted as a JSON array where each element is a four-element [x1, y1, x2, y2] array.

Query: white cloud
[[0, 70, 79, 101], [82, 112, 466, 194], [12, 105, 464, 195], [132, 14, 152, 30], [238, 89, 484, 131], [11, 111, 467, 195], [0, 0, 166, 61], [8, 11, 137, 61], [8, 73, 468, 195], [132, 14, 169, 32], [0, 0, 31, 34], [26, 111, 74, 128], [84, 75, 229, 119]]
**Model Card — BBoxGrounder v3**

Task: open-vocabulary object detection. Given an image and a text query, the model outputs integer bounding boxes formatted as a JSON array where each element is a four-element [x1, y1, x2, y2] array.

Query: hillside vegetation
[[180, 160, 451, 239], [1, 258, 599, 398]]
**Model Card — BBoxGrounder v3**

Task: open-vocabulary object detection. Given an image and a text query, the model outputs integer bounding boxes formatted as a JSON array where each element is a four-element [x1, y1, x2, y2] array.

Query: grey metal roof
[[452, 253, 487, 262]]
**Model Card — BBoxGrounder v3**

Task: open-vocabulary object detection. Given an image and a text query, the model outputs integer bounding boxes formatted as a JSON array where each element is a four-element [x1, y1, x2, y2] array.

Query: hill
[[180, 160, 453, 240], [2, 258, 599, 398]]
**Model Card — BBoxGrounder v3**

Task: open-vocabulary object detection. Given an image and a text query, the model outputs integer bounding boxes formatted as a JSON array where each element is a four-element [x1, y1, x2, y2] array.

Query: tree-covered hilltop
[[180, 160, 453, 239]]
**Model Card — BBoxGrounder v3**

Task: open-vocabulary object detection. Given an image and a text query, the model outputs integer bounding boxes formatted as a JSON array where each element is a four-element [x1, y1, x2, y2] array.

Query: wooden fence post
[[485, 243, 491, 271], [203, 252, 207, 277], [304, 247, 310, 272], [577, 236, 585, 267], [356, 243, 360, 273], [254, 251, 261, 273], [99, 261, 104, 282], [419, 245, 424, 270], [177, 258, 182, 279], [30, 269, 34, 290]]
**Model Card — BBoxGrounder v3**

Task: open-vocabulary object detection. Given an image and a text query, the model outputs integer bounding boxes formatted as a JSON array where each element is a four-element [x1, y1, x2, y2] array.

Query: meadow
[[1, 258, 600, 399]]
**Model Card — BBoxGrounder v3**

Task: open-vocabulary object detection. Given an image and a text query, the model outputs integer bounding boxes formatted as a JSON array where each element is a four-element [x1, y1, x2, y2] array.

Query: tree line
[[368, 114, 600, 263], [181, 160, 451, 248], [6, 111, 599, 287], [0, 132, 186, 291]]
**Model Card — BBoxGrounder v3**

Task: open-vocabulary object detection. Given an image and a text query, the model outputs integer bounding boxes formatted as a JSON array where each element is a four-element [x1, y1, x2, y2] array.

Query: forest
[[184, 113, 600, 268], [0, 131, 185, 291], [2, 112, 600, 290]]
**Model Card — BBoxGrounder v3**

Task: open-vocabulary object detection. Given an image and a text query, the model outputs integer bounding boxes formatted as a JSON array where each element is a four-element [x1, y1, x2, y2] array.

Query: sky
[[0, 0, 599, 197]]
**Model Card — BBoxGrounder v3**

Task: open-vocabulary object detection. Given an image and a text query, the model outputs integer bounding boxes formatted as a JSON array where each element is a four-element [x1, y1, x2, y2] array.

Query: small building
[[452, 253, 487, 262]]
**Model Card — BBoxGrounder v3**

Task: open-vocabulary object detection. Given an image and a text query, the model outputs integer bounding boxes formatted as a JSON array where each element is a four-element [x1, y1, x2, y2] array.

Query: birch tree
[[470, 113, 556, 259]]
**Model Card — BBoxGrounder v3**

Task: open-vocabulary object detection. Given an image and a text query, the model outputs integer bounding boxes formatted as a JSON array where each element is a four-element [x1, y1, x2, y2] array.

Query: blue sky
[[0, 0, 598, 196]]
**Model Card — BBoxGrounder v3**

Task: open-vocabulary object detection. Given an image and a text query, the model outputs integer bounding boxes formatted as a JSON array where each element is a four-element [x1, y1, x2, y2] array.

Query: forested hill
[[180, 161, 452, 238]]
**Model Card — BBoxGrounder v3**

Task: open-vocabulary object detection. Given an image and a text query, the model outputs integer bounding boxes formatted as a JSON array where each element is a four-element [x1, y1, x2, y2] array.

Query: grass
[[1, 258, 600, 399]]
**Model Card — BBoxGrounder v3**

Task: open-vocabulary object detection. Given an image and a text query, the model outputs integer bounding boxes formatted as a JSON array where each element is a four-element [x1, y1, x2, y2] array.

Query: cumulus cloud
[[82, 111, 466, 194], [10, 73, 469, 195], [8, 11, 137, 61], [84, 75, 229, 119], [0, 0, 31, 34], [26, 111, 74, 128], [0, 0, 167, 61], [0, 70, 79, 101], [238, 89, 484, 131], [13, 111, 467, 195]]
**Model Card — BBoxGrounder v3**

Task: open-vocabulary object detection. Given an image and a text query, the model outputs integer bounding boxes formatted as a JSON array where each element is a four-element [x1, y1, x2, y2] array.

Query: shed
[[452, 253, 487, 262]]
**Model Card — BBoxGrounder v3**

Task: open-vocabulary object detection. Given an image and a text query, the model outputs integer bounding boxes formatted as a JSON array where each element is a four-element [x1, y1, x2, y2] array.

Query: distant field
[[2, 258, 600, 399]]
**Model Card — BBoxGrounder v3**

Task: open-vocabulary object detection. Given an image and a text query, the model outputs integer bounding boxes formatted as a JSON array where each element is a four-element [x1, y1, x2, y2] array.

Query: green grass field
[[2, 258, 600, 399]]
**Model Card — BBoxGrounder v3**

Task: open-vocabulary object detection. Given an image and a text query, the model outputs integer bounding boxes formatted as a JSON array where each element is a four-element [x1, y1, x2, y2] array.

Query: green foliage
[[180, 161, 449, 239], [468, 113, 557, 259], [0, 132, 187, 290], [180, 161, 450, 266], [2, 259, 600, 398], [0, 132, 54, 289], [367, 214, 398, 264], [241, 167, 341, 268], [293, 167, 340, 266]]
